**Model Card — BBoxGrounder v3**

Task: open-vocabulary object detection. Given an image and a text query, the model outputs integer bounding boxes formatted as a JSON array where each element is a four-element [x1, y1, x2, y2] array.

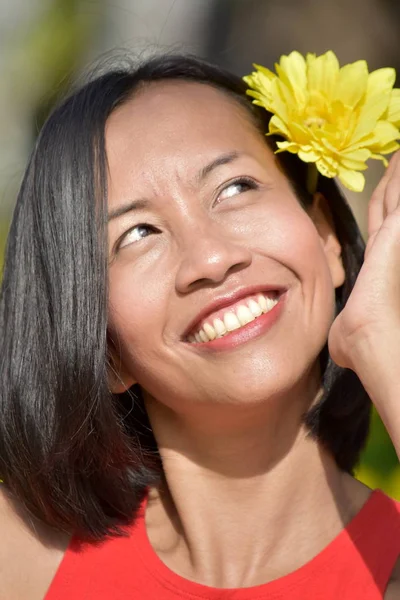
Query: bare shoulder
[[385, 579, 400, 599], [0, 486, 68, 600], [384, 556, 400, 599]]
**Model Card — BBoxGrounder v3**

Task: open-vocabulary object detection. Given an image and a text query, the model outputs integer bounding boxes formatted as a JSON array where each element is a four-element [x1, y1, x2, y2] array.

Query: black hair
[[0, 54, 370, 540]]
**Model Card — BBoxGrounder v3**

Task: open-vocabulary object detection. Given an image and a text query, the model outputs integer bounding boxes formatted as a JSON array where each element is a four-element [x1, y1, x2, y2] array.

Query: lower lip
[[187, 293, 286, 352]]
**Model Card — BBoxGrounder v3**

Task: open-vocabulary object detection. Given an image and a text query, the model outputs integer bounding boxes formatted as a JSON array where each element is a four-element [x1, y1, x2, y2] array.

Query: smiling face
[[106, 81, 344, 418]]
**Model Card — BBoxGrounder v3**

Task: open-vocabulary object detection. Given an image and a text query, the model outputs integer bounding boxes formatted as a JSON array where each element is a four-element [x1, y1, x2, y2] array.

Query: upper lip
[[182, 284, 286, 339]]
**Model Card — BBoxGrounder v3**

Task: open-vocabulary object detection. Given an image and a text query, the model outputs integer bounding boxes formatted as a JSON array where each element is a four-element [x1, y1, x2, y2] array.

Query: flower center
[[303, 90, 330, 129], [303, 116, 326, 129]]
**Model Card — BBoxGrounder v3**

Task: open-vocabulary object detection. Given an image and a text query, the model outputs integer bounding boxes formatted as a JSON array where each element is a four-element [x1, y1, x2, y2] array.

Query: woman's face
[[106, 81, 344, 415]]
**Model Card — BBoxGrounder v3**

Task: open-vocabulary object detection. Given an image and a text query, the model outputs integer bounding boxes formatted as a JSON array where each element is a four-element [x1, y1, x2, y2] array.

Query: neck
[[143, 381, 370, 588]]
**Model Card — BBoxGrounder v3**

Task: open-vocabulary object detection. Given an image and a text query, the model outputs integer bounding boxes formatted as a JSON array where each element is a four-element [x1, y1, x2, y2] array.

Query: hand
[[328, 152, 400, 456], [328, 151, 400, 372]]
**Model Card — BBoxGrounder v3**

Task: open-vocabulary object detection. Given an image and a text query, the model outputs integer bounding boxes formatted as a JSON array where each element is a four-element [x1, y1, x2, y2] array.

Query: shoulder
[[385, 561, 400, 598], [0, 487, 68, 600]]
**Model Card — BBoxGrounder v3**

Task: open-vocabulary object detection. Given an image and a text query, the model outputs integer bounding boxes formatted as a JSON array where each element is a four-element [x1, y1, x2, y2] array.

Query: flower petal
[[387, 89, 400, 127], [316, 158, 338, 178], [334, 60, 368, 108], [275, 51, 307, 106], [268, 79, 291, 123], [298, 147, 320, 162], [367, 68, 396, 97], [340, 159, 368, 171], [252, 64, 276, 79], [289, 122, 316, 145], [275, 140, 300, 154], [369, 153, 389, 167], [268, 114, 290, 137], [244, 72, 274, 105], [339, 147, 370, 170], [365, 121, 400, 152], [341, 147, 370, 160], [375, 141, 400, 155], [350, 69, 397, 144], [337, 167, 365, 192], [306, 51, 339, 100]]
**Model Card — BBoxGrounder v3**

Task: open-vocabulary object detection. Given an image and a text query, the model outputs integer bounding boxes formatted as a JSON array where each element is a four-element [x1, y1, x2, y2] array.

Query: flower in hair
[[243, 51, 400, 192]]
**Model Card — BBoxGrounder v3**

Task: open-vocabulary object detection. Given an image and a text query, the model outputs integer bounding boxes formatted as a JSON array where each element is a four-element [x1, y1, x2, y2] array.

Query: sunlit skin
[[107, 82, 344, 415], [1, 81, 400, 599], [329, 152, 400, 456], [106, 81, 372, 588]]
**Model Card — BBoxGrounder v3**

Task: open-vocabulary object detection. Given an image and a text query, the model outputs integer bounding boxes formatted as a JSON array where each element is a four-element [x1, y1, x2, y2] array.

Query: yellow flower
[[243, 51, 400, 192]]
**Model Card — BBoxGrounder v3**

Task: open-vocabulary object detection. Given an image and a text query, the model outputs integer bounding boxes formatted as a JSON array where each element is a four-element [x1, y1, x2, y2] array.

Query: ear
[[107, 339, 136, 394], [309, 192, 345, 289]]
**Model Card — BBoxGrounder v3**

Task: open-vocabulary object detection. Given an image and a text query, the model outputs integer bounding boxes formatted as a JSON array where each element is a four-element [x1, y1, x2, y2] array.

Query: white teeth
[[248, 298, 263, 317], [257, 294, 268, 313], [236, 304, 255, 326], [213, 318, 227, 337], [224, 312, 241, 331], [199, 330, 208, 343], [204, 322, 216, 340], [188, 293, 280, 343]]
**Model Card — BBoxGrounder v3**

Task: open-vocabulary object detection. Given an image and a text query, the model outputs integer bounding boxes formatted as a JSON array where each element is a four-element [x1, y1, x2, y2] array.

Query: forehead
[[105, 81, 269, 170]]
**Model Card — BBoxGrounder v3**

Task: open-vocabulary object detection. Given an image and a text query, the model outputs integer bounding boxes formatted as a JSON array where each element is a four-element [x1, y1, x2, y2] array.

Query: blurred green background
[[0, 0, 398, 499]]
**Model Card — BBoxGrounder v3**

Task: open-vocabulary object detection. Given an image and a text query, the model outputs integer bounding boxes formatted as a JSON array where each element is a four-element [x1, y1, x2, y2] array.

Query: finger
[[383, 153, 400, 218], [368, 151, 400, 236], [364, 230, 378, 259], [383, 180, 400, 219], [368, 179, 385, 237], [385, 150, 400, 178]]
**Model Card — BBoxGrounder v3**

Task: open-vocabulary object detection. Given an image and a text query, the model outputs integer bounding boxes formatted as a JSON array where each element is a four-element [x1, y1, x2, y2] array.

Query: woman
[[0, 54, 399, 599]]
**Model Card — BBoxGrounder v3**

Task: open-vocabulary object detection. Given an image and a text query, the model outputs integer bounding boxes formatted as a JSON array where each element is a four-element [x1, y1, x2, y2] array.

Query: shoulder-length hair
[[0, 54, 370, 540]]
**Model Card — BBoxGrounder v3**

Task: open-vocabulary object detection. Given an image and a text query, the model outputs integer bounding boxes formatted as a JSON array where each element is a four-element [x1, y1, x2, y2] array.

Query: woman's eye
[[118, 224, 157, 249], [217, 178, 257, 203]]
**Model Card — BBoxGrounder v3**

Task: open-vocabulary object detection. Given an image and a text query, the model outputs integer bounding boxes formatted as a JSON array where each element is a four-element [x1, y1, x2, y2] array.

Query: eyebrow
[[108, 199, 149, 221], [107, 151, 241, 221], [198, 151, 240, 182]]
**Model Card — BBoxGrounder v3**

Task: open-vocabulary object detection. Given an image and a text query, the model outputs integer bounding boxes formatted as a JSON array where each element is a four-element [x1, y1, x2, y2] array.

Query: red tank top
[[45, 489, 400, 599]]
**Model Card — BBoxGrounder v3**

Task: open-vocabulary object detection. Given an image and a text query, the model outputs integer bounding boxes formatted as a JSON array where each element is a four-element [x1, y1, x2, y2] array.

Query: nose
[[175, 223, 252, 293]]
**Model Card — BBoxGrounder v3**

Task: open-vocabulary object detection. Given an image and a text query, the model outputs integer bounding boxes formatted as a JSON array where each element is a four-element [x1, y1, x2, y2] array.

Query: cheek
[[249, 201, 326, 272], [257, 205, 337, 328], [106, 201, 337, 407], [108, 263, 168, 364]]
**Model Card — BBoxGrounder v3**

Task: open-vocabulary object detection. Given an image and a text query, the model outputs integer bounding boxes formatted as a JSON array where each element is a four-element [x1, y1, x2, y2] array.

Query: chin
[[201, 363, 318, 409]]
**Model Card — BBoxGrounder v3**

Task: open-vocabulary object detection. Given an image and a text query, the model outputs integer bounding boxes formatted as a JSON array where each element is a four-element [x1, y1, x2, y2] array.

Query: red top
[[45, 489, 400, 599]]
